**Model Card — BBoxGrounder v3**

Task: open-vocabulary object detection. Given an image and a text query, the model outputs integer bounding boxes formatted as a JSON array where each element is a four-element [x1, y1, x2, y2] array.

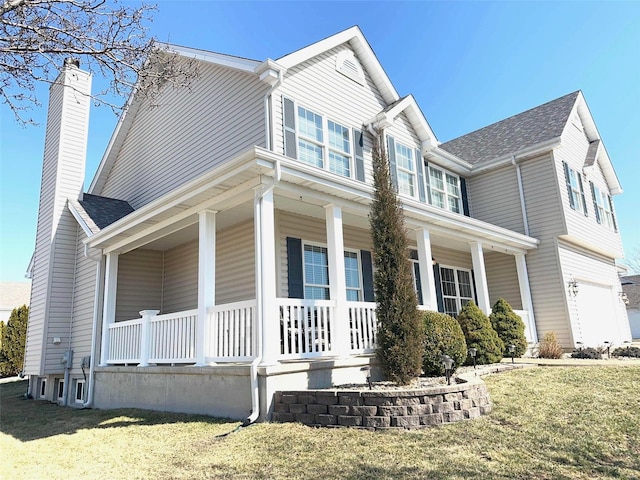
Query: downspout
[[512, 155, 530, 237], [263, 70, 283, 151], [61, 225, 81, 406], [83, 254, 103, 408]]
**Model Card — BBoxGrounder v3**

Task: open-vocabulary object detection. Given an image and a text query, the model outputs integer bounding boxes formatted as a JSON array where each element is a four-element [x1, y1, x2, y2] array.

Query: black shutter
[[413, 262, 423, 305], [590, 181, 601, 224], [460, 177, 470, 216], [361, 250, 375, 302], [563, 161, 576, 210], [283, 97, 297, 159], [353, 128, 365, 182], [386, 135, 399, 192], [608, 195, 618, 232], [433, 263, 444, 313], [286, 237, 304, 299], [425, 161, 433, 204], [415, 148, 426, 202], [577, 173, 588, 216]]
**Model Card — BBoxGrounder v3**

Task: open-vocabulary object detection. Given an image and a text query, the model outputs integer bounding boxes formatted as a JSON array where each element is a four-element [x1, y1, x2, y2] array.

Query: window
[[39, 378, 47, 399], [57, 380, 64, 401], [303, 244, 363, 301], [564, 163, 587, 214], [593, 184, 614, 229], [440, 266, 474, 317], [74, 379, 85, 404], [395, 142, 415, 197], [304, 244, 330, 300], [344, 251, 362, 301], [428, 166, 461, 213], [294, 104, 353, 178]]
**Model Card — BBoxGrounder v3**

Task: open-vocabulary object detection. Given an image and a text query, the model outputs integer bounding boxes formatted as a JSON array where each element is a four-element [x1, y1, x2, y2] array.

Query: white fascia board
[[67, 200, 95, 237], [159, 43, 261, 73], [25, 252, 34, 279], [277, 26, 399, 104], [469, 137, 562, 175], [425, 147, 474, 175]]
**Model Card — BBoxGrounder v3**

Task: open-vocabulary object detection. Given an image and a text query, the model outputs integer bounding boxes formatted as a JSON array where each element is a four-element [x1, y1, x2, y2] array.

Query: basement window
[[74, 379, 85, 404], [56, 379, 65, 401], [39, 378, 47, 399]]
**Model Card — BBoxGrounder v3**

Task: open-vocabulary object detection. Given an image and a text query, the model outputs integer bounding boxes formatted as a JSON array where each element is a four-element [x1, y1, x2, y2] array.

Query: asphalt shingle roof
[[621, 275, 640, 308], [78, 193, 134, 231], [440, 91, 580, 165]]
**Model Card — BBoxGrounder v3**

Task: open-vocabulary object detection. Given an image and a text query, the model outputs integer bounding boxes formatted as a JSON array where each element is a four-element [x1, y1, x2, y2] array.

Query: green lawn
[[1, 366, 639, 479]]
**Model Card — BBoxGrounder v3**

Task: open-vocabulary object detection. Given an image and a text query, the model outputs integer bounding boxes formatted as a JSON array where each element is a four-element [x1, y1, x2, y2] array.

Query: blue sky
[[1, 1, 639, 282]]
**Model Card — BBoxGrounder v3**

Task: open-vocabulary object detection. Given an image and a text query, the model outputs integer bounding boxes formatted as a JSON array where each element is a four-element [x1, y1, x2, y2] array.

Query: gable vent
[[336, 50, 365, 85]]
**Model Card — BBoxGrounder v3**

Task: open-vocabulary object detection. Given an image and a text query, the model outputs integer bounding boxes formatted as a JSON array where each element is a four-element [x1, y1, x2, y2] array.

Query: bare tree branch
[[1, 0, 197, 125]]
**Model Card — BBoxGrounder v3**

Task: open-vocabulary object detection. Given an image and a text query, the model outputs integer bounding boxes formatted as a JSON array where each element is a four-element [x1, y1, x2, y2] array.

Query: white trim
[[416, 228, 437, 310], [325, 204, 349, 357], [160, 44, 261, 72], [514, 253, 537, 343], [39, 377, 47, 399], [67, 200, 95, 237], [196, 210, 216, 366], [99, 253, 118, 366], [469, 241, 491, 315], [74, 379, 86, 404]]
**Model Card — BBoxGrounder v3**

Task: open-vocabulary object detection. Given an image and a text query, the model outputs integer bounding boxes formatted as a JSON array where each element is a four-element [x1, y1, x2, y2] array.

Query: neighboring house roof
[[69, 194, 134, 235], [0, 282, 31, 311], [621, 275, 640, 308], [440, 91, 579, 166]]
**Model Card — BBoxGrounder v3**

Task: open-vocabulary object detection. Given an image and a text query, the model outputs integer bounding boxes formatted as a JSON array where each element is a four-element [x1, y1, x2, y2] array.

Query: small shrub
[[456, 301, 503, 365], [570, 347, 602, 359], [612, 346, 640, 358], [422, 311, 467, 376], [537, 331, 563, 359], [489, 298, 528, 357]]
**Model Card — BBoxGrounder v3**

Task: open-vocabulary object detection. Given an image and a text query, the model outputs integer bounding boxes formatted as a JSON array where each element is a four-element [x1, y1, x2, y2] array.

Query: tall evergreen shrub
[[422, 311, 467, 376], [0, 305, 28, 377], [489, 298, 528, 357], [370, 135, 422, 384], [457, 300, 503, 365]]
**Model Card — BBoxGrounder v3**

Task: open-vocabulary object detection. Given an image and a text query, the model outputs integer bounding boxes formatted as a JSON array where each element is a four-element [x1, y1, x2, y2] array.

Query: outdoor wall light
[[576, 341, 583, 351], [441, 354, 454, 385], [508, 344, 516, 364], [603, 340, 611, 358], [468, 347, 477, 370], [567, 279, 579, 297], [360, 365, 372, 390], [619, 291, 629, 305]]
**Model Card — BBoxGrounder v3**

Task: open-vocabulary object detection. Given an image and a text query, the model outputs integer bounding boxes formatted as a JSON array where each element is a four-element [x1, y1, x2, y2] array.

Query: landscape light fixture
[[508, 344, 516, 364], [441, 354, 454, 385], [603, 341, 610, 358], [576, 341, 583, 351], [468, 347, 477, 370], [360, 365, 372, 390]]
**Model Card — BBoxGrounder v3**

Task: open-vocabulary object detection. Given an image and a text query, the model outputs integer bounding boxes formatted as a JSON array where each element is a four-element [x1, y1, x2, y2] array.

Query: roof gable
[[69, 193, 135, 235]]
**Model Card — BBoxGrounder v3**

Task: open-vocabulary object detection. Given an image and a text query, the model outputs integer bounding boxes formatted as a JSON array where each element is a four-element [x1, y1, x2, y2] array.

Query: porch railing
[[278, 298, 335, 358], [207, 300, 257, 362], [108, 318, 142, 364], [348, 302, 377, 353], [148, 310, 198, 364]]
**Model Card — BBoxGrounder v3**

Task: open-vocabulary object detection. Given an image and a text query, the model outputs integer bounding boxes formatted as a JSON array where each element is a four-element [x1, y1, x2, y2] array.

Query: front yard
[[1, 366, 639, 479]]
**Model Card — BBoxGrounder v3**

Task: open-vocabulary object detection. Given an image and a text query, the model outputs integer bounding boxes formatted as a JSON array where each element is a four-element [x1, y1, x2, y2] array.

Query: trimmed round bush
[[422, 310, 467, 376], [457, 300, 504, 365], [612, 346, 640, 358], [489, 298, 528, 357], [571, 347, 602, 359]]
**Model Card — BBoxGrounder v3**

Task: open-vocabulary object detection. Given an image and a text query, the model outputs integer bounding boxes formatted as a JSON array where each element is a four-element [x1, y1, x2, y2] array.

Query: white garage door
[[575, 282, 623, 347]]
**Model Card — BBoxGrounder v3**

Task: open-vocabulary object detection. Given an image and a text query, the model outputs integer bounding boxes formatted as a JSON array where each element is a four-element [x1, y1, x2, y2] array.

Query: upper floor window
[[591, 183, 615, 230], [428, 166, 461, 214], [395, 142, 415, 197], [298, 106, 324, 168], [328, 120, 351, 177], [563, 162, 587, 215]]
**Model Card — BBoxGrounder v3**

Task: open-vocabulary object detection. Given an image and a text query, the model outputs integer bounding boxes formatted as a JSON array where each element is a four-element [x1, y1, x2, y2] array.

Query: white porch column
[[325, 204, 349, 357], [99, 253, 118, 366], [514, 253, 538, 343], [196, 210, 216, 366], [256, 187, 278, 365], [416, 228, 437, 310], [138, 309, 160, 367], [469, 241, 491, 315]]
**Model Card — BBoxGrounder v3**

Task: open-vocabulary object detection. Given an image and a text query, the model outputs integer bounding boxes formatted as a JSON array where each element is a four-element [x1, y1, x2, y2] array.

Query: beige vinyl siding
[[274, 44, 387, 185], [277, 211, 373, 298], [484, 251, 522, 309], [467, 165, 525, 233], [115, 250, 163, 322], [518, 154, 570, 345], [99, 62, 267, 209], [162, 241, 198, 314], [216, 220, 256, 304], [557, 241, 630, 345], [554, 118, 623, 256], [69, 230, 98, 374]]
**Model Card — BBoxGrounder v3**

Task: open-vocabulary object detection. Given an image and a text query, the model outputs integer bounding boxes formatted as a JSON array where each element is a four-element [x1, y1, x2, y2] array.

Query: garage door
[[575, 281, 623, 347]]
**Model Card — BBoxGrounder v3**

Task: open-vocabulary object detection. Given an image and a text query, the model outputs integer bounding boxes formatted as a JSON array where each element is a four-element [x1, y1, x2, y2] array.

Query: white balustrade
[[348, 302, 377, 353], [107, 318, 142, 364], [278, 299, 335, 358], [207, 300, 257, 362], [148, 310, 198, 364]]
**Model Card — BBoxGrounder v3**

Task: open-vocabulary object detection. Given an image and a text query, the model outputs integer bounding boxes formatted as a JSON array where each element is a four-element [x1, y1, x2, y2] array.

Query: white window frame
[[567, 166, 584, 214], [39, 378, 47, 399], [74, 379, 85, 404], [439, 265, 474, 317], [394, 141, 416, 197], [56, 379, 65, 401], [593, 185, 613, 229], [428, 165, 461, 214], [302, 242, 363, 301], [295, 102, 353, 179]]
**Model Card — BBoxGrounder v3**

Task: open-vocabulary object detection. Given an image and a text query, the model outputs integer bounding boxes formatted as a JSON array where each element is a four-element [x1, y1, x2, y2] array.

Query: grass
[[1, 366, 639, 479]]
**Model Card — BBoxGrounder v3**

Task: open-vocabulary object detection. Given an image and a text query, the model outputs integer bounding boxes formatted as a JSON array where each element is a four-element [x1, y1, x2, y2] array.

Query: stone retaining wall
[[272, 365, 523, 430]]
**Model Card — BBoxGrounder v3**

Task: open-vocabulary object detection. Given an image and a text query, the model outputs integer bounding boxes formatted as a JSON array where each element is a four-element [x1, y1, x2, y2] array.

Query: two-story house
[[23, 27, 631, 420]]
